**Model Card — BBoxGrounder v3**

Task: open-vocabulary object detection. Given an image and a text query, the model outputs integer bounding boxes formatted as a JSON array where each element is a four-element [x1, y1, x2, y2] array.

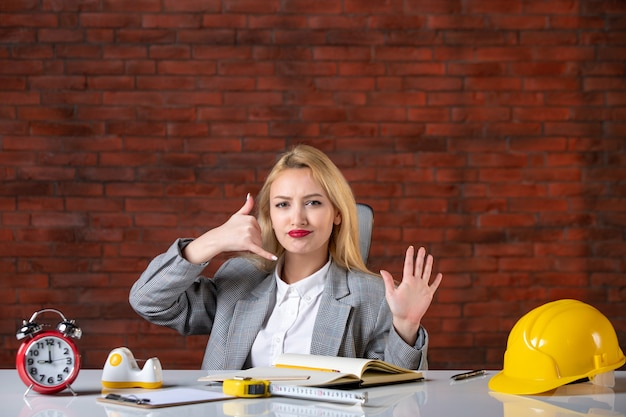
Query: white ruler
[[269, 384, 368, 405]]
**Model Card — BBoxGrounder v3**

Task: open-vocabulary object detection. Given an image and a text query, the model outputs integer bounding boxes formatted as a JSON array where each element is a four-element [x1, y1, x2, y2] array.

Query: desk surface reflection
[[3, 369, 625, 417]]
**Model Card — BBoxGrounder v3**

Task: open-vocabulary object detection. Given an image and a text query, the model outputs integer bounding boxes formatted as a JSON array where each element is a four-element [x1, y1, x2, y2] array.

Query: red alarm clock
[[16, 308, 82, 395]]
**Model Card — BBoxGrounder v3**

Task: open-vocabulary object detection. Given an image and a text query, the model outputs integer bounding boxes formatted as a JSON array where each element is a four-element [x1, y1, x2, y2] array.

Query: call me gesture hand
[[380, 246, 443, 346], [183, 194, 277, 265]]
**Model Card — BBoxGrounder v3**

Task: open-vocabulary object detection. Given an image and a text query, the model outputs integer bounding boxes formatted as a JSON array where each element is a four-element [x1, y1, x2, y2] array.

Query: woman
[[129, 145, 442, 370]]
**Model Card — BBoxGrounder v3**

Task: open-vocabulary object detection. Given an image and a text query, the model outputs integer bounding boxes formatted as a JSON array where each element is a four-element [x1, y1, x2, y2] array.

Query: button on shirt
[[249, 260, 330, 368]]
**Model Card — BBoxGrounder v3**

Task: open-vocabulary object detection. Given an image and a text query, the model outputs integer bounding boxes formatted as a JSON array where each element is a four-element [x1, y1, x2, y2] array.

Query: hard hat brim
[[488, 354, 626, 395], [488, 370, 585, 395]]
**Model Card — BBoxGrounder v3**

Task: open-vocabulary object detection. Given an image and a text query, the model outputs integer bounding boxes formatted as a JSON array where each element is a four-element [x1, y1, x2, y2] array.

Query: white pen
[[450, 370, 486, 381]]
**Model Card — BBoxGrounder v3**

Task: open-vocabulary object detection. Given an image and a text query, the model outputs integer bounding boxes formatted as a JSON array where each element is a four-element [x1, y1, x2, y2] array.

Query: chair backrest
[[355, 203, 373, 263]]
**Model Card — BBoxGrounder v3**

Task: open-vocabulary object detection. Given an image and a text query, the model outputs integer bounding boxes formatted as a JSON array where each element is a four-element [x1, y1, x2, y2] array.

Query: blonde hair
[[254, 145, 370, 274]]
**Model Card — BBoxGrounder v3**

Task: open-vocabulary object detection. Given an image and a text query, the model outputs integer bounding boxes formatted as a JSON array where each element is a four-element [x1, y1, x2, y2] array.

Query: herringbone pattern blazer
[[129, 239, 429, 370]]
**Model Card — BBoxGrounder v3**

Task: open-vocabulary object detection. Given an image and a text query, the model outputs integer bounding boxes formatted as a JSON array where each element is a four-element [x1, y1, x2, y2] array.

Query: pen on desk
[[105, 393, 151, 405], [274, 364, 341, 373], [450, 370, 486, 381]]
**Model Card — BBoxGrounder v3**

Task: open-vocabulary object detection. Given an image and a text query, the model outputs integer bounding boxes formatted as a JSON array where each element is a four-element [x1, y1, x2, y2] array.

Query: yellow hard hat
[[489, 299, 625, 395]]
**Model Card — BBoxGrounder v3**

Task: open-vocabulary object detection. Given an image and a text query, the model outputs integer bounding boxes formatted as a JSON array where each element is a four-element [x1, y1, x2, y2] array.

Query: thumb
[[236, 193, 255, 215], [380, 269, 397, 294]]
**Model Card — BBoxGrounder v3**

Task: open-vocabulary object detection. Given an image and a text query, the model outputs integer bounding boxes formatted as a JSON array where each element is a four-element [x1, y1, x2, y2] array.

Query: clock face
[[16, 331, 80, 394]]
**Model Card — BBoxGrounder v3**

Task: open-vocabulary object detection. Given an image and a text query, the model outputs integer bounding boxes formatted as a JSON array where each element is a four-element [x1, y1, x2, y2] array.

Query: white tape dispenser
[[101, 347, 163, 389]]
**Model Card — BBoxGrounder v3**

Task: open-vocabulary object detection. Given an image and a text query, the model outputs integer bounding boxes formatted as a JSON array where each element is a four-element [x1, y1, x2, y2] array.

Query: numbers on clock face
[[24, 336, 75, 386]]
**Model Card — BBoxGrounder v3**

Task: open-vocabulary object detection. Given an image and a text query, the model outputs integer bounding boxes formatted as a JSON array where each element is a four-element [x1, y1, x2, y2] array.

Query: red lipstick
[[288, 229, 311, 238]]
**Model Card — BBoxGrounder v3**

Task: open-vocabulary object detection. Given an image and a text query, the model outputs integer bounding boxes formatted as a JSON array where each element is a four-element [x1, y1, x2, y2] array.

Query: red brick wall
[[1, 0, 625, 371]]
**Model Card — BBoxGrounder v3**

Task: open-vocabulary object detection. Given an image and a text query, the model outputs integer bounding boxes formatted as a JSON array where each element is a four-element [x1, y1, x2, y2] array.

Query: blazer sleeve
[[384, 324, 429, 370], [331, 266, 430, 371], [368, 276, 429, 370], [128, 238, 218, 335]]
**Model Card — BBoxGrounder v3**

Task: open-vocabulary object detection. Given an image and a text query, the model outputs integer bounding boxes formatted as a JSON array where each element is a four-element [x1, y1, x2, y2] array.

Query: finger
[[244, 230, 276, 260], [244, 220, 277, 261], [429, 273, 443, 293], [236, 193, 254, 215], [422, 253, 434, 282], [403, 246, 415, 279], [380, 270, 396, 295], [249, 245, 277, 261], [414, 246, 426, 278]]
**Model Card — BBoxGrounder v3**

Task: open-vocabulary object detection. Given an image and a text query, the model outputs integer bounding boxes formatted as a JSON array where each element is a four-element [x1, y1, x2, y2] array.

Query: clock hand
[[37, 349, 54, 364], [37, 357, 68, 363]]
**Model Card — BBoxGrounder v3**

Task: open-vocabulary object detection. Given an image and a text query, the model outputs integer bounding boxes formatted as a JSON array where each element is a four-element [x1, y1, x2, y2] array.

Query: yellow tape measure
[[222, 377, 368, 404], [223, 377, 270, 398]]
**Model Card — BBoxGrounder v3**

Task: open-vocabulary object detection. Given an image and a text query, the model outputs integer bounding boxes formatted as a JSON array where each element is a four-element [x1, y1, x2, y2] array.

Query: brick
[[80, 13, 141, 28], [0, 28, 37, 43], [489, 15, 547, 29], [19, 106, 75, 120], [376, 77, 403, 91], [348, 106, 406, 122], [545, 122, 603, 136], [445, 30, 517, 46], [408, 108, 450, 122], [585, 76, 626, 91], [42, 91, 102, 105], [188, 30, 239, 46], [156, 60, 218, 75], [0, 0, 38, 11], [0, 91, 40, 105], [426, 123, 483, 137], [475, 47, 533, 61], [479, 213, 537, 228], [249, 15, 309, 31], [224, 92, 282, 105], [343, 0, 403, 13], [162, 0, 220, 12], [466, 77, 522, 90], [453, 107, 511, 122], [142, 14, 203, 29], [0, 13, 58, 27], [404, 0, 461, 14], [525, 76, 580, 91], [381, 123, 429, 139]]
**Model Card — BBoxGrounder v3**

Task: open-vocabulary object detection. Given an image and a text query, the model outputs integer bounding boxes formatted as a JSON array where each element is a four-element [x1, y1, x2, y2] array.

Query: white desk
[[3, 369, 625, 417]]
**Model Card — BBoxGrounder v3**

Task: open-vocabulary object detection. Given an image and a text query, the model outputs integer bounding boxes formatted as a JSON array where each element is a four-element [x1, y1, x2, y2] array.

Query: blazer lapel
[[224, 274, 275, 369], [310, 262, 352, 356]]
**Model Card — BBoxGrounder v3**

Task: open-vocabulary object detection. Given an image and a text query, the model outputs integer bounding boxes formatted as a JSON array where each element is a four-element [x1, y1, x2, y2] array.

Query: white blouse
[[249, 259, 330, 367]]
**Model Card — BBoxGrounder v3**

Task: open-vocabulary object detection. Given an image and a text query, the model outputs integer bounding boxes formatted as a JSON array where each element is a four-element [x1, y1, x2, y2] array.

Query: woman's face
[[269, 168, 341, 260]]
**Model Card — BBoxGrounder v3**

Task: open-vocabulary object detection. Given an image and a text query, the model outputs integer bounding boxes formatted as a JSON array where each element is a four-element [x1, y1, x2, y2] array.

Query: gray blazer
[[129, 239, 429, 370]]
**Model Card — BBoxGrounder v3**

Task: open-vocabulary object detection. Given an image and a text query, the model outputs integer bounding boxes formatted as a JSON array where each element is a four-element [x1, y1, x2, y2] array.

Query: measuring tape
[[223, 377, 368, 404], [223, 378, 270, 397]]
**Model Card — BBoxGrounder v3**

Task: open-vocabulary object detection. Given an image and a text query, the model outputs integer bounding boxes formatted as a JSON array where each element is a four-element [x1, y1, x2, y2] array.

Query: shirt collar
[[274, 258, 330, 302]]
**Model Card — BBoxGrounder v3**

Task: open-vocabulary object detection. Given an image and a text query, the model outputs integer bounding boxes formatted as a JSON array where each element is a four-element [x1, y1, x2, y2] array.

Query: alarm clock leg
[[66, 384, 77, 396], [22, 385, 33, 398]]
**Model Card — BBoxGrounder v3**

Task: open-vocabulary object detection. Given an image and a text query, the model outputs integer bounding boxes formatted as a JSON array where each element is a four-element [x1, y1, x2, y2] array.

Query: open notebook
[[200, 353, 423, 388]]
